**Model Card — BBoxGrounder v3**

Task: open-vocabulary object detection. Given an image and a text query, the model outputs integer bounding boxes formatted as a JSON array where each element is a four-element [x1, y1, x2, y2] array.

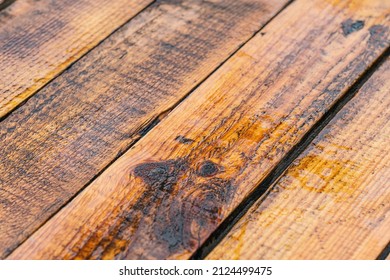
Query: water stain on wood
[[134, 159, 189, 191], [197, 160, 222, 177], [277, 153, 362, 202], [6, 0, 390, 261], [368, 25, 388, 47], [72, 158, 235, 259], [175, 135, 195, 144], [207, 59, 390, 260], [341, 19, 364, 36], [0, 0, 286, 258]]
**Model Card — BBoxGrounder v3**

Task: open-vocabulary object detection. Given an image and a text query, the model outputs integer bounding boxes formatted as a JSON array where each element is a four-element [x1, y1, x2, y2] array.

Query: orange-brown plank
[[0, 0, 152, 118], [8, 0, 389, 260], [207, 59, 390, 260], [0, 0, 289, 259]]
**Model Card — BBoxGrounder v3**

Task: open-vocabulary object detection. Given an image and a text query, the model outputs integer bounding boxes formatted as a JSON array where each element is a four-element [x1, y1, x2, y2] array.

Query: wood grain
[[8, 0, 389, 260], [0, 0, 153, 118], [0, 0, 288, 259], [207, 59, 390, 260]]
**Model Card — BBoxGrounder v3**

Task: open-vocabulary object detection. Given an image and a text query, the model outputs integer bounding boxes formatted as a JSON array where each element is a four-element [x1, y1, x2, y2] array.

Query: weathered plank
[[0, 0, 153, 118], [0, 0, 289, 259], [207, 59, 390, 260], [8, 0, 389, 260]]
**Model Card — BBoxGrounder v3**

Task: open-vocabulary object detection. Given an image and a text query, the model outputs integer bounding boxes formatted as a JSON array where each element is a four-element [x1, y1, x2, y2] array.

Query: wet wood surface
[[7, 0, 389, 260], [207, 59, 390, 260], [0, 0, 289, 259], [0, 0, 153, 119]]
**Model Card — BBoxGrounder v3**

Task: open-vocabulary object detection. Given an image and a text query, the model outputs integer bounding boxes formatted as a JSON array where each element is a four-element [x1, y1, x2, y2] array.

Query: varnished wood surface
[[8, 0, 389, 260], [0, 0, 289, 259], [0, 0, 153, 119], [207, 59, 390, 260]]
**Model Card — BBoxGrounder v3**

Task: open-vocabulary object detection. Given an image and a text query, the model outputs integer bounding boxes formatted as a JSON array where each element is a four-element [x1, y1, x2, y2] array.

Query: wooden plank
[[207, 59, 390, 260], [0, 0, 289, 259], [0, 0, 153, 118], [8, 0, 389, 260]]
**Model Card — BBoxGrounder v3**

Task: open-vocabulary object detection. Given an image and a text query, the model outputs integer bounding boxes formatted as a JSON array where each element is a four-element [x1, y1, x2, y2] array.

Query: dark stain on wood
[[206, 59, 390, 260], [341, 19, 364, 36], [134, 159, 189, 191], [70, 157, 235, 259], [0, 0, 285, 258], [4, 0, 390, 261], [368, 25, 388, 47], [169, 178, 236, 251], [3, 19, 66, 56], [197, 160, 221, 177], [175, 135, 195, 144]]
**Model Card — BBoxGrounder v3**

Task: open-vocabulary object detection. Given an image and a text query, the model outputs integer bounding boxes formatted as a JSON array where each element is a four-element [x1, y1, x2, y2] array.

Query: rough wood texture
[[207, 59, 390, 260], [0, 0, 153, 118], [0, 0, 288, 259], [8, 0, 389, 260]]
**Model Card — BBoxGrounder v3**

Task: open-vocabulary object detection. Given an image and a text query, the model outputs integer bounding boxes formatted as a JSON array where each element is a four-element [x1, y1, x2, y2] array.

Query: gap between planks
[[193, 47, 390, 259], [7, 0, 390, 259], [206, 56, 390, 260], [0, 0, 290, 259], [0, 0, 16, 12]]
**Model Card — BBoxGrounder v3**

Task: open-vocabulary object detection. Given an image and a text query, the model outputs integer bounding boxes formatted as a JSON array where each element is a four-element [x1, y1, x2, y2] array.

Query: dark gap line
[[139, 117, 162, 137], [4, 0, 295, 258], [376, 241, 390, 260], [0, 0, 157, 123], [191, 47, 390, 260], [0, 0, 16, 12]]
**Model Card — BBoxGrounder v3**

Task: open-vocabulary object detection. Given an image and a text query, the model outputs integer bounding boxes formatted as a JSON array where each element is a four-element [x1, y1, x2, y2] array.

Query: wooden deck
[[0, 0, 389, 260]]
